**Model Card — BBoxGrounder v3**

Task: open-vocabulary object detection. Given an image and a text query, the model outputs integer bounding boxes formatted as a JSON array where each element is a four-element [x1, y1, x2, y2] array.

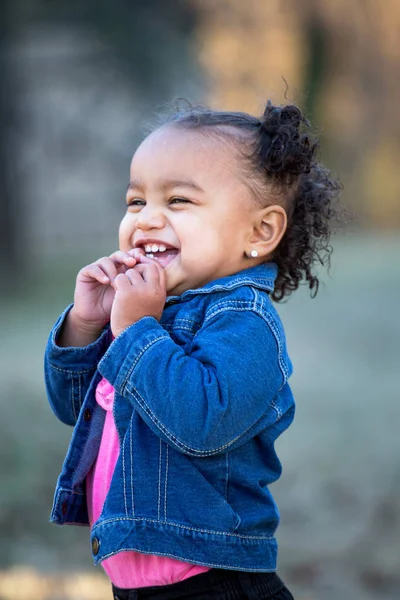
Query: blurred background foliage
[[1, 1, 399, 600]]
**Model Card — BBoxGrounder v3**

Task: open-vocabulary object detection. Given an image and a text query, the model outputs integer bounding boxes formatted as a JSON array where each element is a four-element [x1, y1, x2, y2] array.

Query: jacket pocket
[[165, 451, 241, 533]]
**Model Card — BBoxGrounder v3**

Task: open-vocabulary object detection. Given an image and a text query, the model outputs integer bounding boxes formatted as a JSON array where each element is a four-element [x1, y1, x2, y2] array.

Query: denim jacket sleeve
[[98, 303, 293, 456], [44, 305, 111, 426]]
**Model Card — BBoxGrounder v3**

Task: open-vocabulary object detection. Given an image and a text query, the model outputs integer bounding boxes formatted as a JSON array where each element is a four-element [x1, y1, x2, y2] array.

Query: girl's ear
[[247, 205, 287, 259]]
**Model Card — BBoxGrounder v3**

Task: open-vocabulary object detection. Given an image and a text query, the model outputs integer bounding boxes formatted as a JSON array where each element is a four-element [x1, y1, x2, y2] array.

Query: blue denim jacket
[[45, 263, 295, 572]]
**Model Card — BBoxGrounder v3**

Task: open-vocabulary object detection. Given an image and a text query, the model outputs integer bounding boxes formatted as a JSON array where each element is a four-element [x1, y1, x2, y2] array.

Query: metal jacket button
[[83, 409, 91, 422], [92, 537, 100, 555]]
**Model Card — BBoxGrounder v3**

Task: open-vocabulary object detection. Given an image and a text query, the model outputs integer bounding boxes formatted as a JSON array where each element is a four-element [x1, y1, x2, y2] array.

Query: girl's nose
[[136, 206, 166, 230]]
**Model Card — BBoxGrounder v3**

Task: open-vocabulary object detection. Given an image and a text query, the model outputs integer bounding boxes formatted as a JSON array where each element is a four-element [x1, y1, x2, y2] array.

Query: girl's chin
[[165, 274, 187, 297]]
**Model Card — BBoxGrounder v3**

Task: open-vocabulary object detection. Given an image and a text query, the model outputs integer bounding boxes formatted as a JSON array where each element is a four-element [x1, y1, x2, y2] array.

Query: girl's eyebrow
[[158, 178, 204, 193], [127, 178, 204, 193], [127, 179, 144, 192]]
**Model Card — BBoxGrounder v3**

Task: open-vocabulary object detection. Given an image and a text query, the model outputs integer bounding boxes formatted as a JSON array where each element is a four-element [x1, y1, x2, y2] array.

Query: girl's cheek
[[119, 215, 134, 244]]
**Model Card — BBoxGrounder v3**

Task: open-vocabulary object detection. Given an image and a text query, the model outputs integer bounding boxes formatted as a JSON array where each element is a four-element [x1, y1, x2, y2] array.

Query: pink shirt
[[86, 378, 209, 588]]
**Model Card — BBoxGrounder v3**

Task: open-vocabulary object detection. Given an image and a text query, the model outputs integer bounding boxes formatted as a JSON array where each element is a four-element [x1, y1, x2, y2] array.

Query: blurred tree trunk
[[32, 0, 198, 103], [303, 11, 327, 124], [0, 0, 21, 288]]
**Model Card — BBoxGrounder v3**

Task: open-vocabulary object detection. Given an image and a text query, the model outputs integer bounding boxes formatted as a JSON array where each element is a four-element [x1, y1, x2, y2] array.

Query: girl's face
[[119, 125, 261, 296]]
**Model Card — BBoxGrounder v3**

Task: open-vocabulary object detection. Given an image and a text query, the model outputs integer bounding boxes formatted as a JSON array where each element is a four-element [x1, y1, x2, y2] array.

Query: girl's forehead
[[130, 125, 239, 175], [128, 125, 258, 205]]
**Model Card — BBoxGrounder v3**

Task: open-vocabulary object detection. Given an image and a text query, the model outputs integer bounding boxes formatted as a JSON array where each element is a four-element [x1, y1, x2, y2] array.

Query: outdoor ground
[[1, 233, 399, 600]]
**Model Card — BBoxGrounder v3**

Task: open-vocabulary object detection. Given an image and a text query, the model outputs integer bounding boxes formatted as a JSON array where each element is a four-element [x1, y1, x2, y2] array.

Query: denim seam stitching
[[93, 516, 274, 539], [100, 547, 274, 571], [162, 324, 196, 333], [130, 419, 134, 516], [78, 374, 82, 415], [125, 383, 255, 456], [257, 287, 264, 314], [157, 439, 162, 520], [162, 319, 198, 329], [204, 301, 256, 323], [164, 443, 168, 520], [122, 335, 170, 391], [270, 400, 282, 419], [180, 277, 274, 298], [207, 299, 288, 386], [263, 312, 288, 384], [167, 318, 196, 324], [50, 364, 96, 375], [71, 376, 77, 422], [225, 453, 229, 502], [122, 433, 128, 517]]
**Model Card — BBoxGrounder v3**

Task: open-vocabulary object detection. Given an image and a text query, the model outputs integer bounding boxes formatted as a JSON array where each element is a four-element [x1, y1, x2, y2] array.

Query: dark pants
[[112, 569, 294, 599]]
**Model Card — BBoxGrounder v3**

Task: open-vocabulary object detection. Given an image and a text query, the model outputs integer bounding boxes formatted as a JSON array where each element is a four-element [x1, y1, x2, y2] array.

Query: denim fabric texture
[[45, 263, 295, 572]]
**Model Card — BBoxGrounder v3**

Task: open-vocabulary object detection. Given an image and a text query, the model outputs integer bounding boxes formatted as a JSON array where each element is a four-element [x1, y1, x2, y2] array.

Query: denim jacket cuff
[[98, 316, 168, 386], [46, 304, 111, 371]]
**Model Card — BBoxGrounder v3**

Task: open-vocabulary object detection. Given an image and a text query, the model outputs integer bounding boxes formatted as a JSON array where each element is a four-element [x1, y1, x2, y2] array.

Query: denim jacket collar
[[166, 262, 278, 304]]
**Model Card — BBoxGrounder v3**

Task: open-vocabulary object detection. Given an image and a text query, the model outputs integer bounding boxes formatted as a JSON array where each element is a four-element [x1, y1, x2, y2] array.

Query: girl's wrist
[[57, 309, 105, 348]]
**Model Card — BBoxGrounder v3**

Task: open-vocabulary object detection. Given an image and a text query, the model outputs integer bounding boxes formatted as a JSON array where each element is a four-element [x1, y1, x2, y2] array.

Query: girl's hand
[[110, 257, 167, 338], [71, 250, 143, 334]]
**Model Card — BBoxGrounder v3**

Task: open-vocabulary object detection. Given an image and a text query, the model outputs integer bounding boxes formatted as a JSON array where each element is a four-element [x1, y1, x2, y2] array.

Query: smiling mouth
[[142, 243, 179, 268]]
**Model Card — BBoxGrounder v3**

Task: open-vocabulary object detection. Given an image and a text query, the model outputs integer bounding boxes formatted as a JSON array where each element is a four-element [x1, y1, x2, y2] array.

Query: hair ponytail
[[257, 101, 315, 181]]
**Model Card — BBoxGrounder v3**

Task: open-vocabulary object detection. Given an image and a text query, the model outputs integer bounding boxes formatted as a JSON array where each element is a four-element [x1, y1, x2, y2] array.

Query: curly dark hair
[[158, 100, 343, 301]]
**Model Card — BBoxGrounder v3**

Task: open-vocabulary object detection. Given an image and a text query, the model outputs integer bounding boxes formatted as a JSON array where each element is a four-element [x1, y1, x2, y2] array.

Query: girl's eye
[[169, 197, 191, 205], [127, 198, 145, 207]]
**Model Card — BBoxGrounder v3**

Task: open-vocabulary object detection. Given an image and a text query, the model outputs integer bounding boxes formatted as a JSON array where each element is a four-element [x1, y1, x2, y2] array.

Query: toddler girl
[[45, 100, 341, 599]]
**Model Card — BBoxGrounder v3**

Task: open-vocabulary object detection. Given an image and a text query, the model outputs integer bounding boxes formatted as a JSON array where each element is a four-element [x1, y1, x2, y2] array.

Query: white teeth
[[147, 253, 154, 258], [143, 243, 167, 253]]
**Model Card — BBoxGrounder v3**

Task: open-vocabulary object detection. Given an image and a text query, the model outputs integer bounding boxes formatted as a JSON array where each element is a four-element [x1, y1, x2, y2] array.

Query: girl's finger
[[109, 251, 137, 267], [128, 248, 146, 260], [136, 263, 160, 285], [132, 263, 156, 282], [141, 259, 167, 289], [135, 254, 159, 266], [113, 272, 133, 291], [136, 255, 165, 277], [132, 263, 146, 275], [80, 264, 110, 284], [95, 257, 119, 282], [124, 267, 144, 286], [155, 261, 167, 290], [134, 263, 167, 292], [96, 255, 135, 281]]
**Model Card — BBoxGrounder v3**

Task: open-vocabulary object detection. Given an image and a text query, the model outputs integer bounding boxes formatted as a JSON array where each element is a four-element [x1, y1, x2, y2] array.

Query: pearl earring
[[250, 250, 258, 258]]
